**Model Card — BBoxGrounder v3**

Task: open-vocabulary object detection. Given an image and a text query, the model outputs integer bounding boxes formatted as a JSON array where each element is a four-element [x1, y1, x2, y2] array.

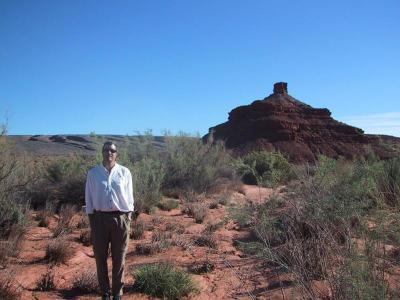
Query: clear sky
[[1, 0, 399, 137]]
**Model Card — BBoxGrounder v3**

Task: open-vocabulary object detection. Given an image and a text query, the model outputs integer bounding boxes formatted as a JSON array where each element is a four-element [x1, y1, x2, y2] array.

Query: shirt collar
[[99, 163, 120, 174]]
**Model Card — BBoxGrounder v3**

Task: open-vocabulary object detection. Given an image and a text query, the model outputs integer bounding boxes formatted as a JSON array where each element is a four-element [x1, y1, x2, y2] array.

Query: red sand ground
[[7, 185, 298, 299]]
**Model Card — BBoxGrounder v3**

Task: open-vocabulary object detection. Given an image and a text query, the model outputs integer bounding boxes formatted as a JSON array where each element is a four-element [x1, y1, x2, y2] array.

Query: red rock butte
[[204, 82, 400, 162]]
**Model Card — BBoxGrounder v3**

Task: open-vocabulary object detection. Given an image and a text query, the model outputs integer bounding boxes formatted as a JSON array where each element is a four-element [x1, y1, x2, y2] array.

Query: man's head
[[102, 141, 118, 165]]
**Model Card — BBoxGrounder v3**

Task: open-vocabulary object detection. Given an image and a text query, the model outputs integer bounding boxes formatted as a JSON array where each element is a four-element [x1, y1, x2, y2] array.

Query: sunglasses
[[103, 148, 117, 153]]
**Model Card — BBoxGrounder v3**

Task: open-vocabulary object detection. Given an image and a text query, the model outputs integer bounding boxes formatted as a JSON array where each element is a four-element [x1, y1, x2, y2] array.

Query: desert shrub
[[217, 191, 231, 206], [36, 267, 55, 291], [136, 242, 170, 255], [126, 131, 160, 162], [171, 236, 193, 251], [237, 156, 398, 298], [375, 157, 400, 207], [46, 236, 74, 265], [152, 230, 172, 242], [132, 157, 165, 213], [162, 133, 234, 194], [157, 198, 179, 211], [72, 269, 99, 293], [0, 225, 26, 266], [193, 206, 207, 224], [234, 240, 264, 256], [0, 140, 30, 241], [194, 233, 217, 249], [203, 222, 223, 234], [136, 231, 172, 255], [130, 220, 145, 240], [229, 203, 253, 228], [331, 245, 389, 300], [297, 156, 381, 226], [189, 260, 215, 274], [53, 204, 76, 237], [76, 214, 89, 229], [209, 202, 219, 209], [165, 223, 185, 234], [79, 228, 91, 246], [133, 263, 198, 299], [183, 203, 207, 223], [38, 154, 96, 209], [36, 210, 51, 227], [235, 151, 295, 187], [0, 270, 22, 300], [0, 241, 12, 266]]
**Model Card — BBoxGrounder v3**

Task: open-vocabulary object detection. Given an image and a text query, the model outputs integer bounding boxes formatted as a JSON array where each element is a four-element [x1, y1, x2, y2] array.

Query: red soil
[[7, 185, 297, 299]]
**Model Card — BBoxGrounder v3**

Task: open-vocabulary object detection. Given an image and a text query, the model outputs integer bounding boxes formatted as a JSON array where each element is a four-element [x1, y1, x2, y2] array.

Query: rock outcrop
[[204, 82, 400, 162]]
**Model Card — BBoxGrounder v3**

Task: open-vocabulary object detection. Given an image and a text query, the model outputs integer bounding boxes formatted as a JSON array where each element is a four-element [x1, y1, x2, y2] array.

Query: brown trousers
[[89, 211, 130, 296]]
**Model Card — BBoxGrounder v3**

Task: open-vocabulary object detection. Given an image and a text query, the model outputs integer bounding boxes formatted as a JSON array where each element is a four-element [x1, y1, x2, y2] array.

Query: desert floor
[[9, 185, 301, 300]]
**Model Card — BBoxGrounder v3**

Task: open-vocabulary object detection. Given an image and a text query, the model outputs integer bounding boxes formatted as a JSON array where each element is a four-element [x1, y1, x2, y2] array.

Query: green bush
[[298, 156, 381, 226], [229, 203, 253, 228], [235, 151, 295, 187], [375, 157, 400, 207], [133, 263, 198, 299], [0, 138, 29, 249], [27, 154, 96, 210], [132, 157, 165, 213], [237, 156, 399, 298], [162, 133, 234, 194], [332, 247, 389, 300]]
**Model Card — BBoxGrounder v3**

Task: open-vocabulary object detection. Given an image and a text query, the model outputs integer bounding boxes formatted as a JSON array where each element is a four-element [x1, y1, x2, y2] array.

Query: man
[[85, 141, 134, 300]]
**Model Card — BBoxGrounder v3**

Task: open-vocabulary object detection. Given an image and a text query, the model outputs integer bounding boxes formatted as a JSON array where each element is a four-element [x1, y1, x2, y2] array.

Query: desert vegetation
[[132, 263, 198, 299], [231, 155, 400, 299], [1, 128, 400, 299]]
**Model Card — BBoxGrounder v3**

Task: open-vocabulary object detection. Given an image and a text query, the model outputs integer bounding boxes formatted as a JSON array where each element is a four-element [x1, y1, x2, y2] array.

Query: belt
[[93, 209, 127, 215]]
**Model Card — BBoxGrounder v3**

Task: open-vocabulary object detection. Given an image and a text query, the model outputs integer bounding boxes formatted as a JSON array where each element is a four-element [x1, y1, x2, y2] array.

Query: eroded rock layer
[[205, 82, 400, 162]]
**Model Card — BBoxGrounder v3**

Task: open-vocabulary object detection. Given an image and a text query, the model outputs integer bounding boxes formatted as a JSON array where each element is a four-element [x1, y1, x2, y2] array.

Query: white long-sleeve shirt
[[85, 163, 134, 214]]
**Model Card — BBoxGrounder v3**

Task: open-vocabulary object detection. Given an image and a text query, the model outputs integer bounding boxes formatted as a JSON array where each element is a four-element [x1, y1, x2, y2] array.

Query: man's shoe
[[102, 294, 111, 300], [113, 295, 121, 300]]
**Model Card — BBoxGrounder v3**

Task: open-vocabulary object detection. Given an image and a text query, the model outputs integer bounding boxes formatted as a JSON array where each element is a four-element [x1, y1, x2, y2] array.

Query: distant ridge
[[6, 134, 166, 156]]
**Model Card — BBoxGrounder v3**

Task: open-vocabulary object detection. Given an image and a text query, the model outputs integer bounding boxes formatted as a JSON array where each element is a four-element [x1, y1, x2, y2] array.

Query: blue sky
[[1, 0, 399, 136]]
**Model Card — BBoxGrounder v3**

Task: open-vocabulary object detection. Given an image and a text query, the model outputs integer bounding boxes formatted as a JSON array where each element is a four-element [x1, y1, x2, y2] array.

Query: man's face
[[102, 144, 117, 164]]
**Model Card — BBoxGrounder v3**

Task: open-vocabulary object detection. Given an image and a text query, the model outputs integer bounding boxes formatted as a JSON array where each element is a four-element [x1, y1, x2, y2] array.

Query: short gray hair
[[102, 141, 117, 151]]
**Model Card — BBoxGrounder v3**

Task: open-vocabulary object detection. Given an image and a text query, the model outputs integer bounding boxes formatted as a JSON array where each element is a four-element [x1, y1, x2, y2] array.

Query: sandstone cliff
[[204, 82, 400, 162]]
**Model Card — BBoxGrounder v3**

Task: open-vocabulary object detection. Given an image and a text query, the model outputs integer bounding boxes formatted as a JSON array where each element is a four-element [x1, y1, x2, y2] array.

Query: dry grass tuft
[[76, 214, 89, 229], [189, 260, 215, 274], [171, 236, 193, 251], [0, 225, 26, 266], [194, 233, 217, 249], [72, 269, 99, 293], [79, 228, 91, 246], [35, 267, 55, 291], [165, 223, 185, 234], [35, 210, 51, 227], [46, 236, 74, 265], [157, 198, 179, 211], [130, 220, 145, 240], [53, 204, 76, 238], [0, 270, 22, 300], [183, 203, 208, 223], [136, 231, 172, 255]]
